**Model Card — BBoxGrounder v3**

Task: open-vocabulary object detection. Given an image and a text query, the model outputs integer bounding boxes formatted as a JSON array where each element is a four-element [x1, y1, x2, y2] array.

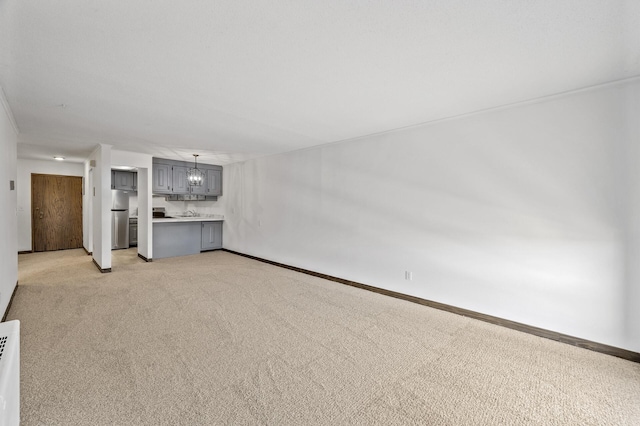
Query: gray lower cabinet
[[201, 221, 222, 251], [153, 220, 223, 259], [153, 222, 202, 259], [129, 218, 138, 246]]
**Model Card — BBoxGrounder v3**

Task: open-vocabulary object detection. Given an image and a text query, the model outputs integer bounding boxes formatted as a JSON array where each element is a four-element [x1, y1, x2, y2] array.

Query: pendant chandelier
[[187, 154, 205, 186]]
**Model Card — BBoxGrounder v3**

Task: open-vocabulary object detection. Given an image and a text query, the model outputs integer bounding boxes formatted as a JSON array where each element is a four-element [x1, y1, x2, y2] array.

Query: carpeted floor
[[8, 248, 640, 425]]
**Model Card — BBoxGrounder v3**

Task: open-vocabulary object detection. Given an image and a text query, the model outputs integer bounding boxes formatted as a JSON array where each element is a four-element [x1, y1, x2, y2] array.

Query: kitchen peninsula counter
[[153, 215, 224, 259]]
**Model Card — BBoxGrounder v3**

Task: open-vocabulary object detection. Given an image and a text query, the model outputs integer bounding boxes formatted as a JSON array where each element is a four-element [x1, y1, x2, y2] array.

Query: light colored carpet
[[9, 248, 640, 425]]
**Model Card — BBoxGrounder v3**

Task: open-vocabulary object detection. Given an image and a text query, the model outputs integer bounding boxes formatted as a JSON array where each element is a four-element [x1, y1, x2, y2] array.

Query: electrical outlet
[[405, 271, 413, 281]]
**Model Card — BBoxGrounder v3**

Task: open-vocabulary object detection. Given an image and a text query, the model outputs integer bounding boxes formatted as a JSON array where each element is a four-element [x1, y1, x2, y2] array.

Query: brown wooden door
[[32, 174, 83, 252]]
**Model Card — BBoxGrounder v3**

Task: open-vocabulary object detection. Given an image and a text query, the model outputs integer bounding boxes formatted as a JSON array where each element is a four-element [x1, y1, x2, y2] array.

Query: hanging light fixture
[[186, 154, 205, 186]]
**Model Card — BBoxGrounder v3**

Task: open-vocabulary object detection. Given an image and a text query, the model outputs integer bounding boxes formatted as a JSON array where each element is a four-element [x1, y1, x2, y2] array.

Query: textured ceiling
[[1, 0, 639, 164]]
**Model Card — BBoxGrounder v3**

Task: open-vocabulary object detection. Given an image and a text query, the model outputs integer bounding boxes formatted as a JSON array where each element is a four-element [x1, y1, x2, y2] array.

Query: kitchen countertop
[[152, 214, 224, 223]]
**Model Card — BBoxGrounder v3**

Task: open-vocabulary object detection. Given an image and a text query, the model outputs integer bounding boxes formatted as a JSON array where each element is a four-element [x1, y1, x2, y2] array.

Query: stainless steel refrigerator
[[111, 190, 130, 250]]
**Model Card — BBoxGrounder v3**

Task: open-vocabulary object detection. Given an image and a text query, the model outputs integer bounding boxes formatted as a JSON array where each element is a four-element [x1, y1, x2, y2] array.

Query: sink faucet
[[186, 209, 197, 217]]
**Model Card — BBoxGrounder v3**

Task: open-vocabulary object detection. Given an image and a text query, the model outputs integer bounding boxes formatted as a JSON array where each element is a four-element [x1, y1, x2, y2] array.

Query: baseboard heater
[[0, 320, 19, 426]]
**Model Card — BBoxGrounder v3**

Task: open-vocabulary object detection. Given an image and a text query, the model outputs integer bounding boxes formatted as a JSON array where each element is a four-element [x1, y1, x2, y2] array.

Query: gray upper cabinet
[[113, 171, 136, 191], [171, 166, 190, 194], [173, 165, 208, 195], [201, 221, 222, 251], [153, 163, 172, 193], [153, 158, 222, 197], [205, 169, 222, 196], [190, 172, 207, 195]]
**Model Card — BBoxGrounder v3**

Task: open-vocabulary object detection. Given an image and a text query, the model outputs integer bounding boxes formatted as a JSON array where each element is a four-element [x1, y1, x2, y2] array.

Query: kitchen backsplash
[[128, 194, 225, 217], [151, 196, 225, 217]]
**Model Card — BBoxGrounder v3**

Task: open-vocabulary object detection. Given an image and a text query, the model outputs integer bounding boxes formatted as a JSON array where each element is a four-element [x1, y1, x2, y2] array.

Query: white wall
[[621, 81, 640, 346], [16, 159, 84, 252], [224, 79, 640, 352], [0, 86, 18, 318], [128, 194, 138, 216], [88, 144, 112, 270]]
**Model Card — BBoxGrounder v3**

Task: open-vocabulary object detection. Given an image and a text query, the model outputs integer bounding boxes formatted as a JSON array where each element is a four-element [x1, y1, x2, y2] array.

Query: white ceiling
[[1, 1, 639, 165]]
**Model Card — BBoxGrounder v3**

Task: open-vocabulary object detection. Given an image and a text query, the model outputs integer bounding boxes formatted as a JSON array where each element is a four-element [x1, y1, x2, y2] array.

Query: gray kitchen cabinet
[[201, 221, 222, 251], [153, 158, 222, 197], [129, 218, 138, 246], [171, 166, 190, 194], [113, 171, 136, 191], [205, 168, 222, 196], [154, 222, 202, 259], [190, 173, 207, 195], [152, 163, 172, 193], [153, 219, 224, 259], [173, 165, 208, 195]]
